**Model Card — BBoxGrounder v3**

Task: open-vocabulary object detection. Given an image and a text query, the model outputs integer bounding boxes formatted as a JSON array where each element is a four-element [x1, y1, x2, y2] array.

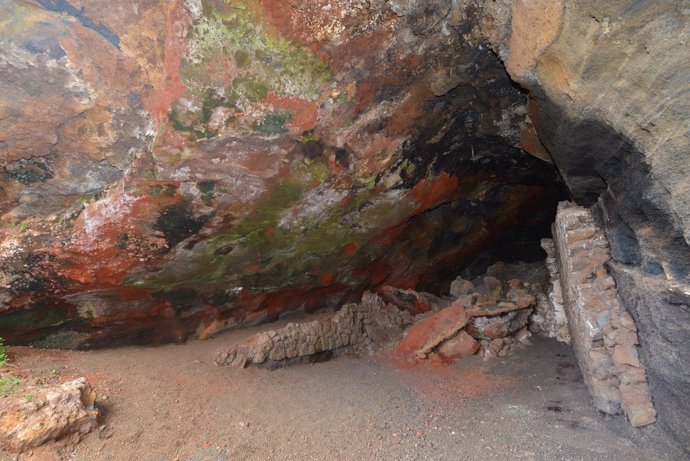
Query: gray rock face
[[610, 266, 690, 448], [480, 0, 690, 449]]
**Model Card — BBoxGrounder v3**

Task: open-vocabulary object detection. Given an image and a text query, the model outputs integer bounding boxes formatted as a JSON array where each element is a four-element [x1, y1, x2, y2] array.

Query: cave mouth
[[1, 0, 689, 457]]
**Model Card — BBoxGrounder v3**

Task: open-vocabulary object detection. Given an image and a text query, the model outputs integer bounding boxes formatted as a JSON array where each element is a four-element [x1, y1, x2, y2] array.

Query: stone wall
[[529, 238, 569, 342], [214, 292, 411, 368], [553, 202, 655, 427]]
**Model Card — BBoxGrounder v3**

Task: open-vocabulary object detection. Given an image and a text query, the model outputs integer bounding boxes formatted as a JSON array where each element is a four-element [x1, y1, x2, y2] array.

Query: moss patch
[[0, 375, 21, 397], [132, 167, 418, 296], [168, 87, 236, 140], [256, 112, 291, 135], [173, 0, 332, 139]]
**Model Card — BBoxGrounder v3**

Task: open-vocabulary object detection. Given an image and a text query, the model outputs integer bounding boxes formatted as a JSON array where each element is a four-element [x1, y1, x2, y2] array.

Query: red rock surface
[[395, 303, 468, 360], [0, 0, 563, 347]]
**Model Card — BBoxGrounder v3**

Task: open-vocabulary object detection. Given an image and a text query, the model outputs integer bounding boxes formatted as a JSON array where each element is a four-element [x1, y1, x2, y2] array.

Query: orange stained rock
[[410, 172, 459, 214], [148, 0, 192, 126], [320, 272, 336, 287], [395, 303, 468, 359], [506, 0, 565, 84], [341, 243, 358, 256]]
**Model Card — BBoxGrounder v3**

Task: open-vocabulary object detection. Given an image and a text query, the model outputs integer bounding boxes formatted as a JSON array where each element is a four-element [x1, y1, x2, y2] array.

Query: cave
[[0, 0, 688, 459]]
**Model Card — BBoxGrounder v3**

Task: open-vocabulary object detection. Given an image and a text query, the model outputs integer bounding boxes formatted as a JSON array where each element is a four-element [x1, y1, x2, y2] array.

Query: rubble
[[395, 303, 469, 360], [395, 262, 543, 363], [449, 278, 475, 297], [466, 308, 532, 340], [216, 259, 545, 370], [0, 377, 98, 453], [436, 331, 480, 361]]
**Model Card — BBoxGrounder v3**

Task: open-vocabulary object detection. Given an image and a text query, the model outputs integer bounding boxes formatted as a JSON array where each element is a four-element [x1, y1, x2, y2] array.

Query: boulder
[[466, 308, 532, 340], [0, 377, 98, 453], [396, 302, 469, 360], [449, 277, 475, 297], [506, 288, 535, 309], [377, 286, 447, 314], [436, 330, 480, 361], [473, 276, 503, 306]]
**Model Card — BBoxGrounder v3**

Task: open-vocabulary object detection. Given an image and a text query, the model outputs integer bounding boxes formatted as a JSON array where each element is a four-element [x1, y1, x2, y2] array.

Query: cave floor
[[2, 332, 669, 461]]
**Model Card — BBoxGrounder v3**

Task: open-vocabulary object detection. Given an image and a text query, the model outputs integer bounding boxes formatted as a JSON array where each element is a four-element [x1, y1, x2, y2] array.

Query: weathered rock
[[473, 276, 503, 306], [505, 288, 535, 309], [466, 308, 532, 340], [514, 326, 532, 345], [0, 377, 98, 453], [620, 382, 658, 428], [449, 277, 475, 297], [530, 238, 570, 342], [395, 302, 468, 360], [612, 344, 640, 368], [377, 286, 447, 314], [214, 292, 411, 368], [453, 294, 475, 308], [479, 337, 523, 360], [465, 301, 520, 318], [436, 330, 479, 361]]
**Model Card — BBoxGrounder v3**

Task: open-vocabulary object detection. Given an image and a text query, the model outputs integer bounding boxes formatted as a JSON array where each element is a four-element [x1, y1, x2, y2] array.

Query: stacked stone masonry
[[530, 238, 570, 343], [553, 202, 656, 427], [214, 293, 412, 368]]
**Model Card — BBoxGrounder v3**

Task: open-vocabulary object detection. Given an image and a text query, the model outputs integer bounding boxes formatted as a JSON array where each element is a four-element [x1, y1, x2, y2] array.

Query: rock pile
[[0, 377, 98, 453], [394, 263, 544, 363], [214, 292, 413, 368]]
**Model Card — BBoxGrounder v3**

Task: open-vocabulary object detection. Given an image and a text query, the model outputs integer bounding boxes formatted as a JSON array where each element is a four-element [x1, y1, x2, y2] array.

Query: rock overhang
[[0, 0, 566, 347]]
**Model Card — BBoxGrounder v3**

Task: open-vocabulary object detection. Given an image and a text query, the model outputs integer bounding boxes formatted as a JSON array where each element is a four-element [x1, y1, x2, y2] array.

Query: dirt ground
[[1, 327, 684, 461]]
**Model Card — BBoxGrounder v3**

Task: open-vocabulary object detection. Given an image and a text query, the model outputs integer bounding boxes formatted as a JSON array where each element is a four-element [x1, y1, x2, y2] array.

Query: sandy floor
[[1, 327, 682, 461]]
